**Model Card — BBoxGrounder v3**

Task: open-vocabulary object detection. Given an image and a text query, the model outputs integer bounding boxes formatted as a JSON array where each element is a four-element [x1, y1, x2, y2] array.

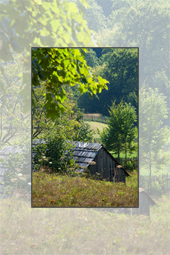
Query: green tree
[[0, 52, 30, 147], [85, 48, 99, 68], [32, 47, 109, 121], [140, 86, 170, 192], [121, 102, 138, 165], [84, 0, 107, 32], [33, 82, 94, 142], [99, 101, 137, 163], [0, 0, 98, 115]]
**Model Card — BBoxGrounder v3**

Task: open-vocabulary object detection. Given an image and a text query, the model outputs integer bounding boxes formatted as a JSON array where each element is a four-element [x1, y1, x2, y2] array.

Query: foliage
[[84, 0, 107, 32], [1, 145, 31, 197], [33, 82, 95, 142], [0, 0, 94, 62], [98, 0, 170, 122], [32, 171, 138, 207], [108, 0, 169, 83], [33, 133, 76, 174], [140, 86, 170, 179], [150, 181, 164, 197], [99, 101, 137, 162], [85, 48, 99, 67], [126, 160, 135, 171], [0, 52, 31, 197], [95, 0, 113, 16], [78, 48, 138, 116], [0, 52, 30, 146], [0, 0, 99, 116], [32, 47, 109, 120]]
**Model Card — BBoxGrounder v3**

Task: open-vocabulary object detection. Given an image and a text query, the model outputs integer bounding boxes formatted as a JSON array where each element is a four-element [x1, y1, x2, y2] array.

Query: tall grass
[[1, 191, 170, 255], [32, 171, 138, 207]]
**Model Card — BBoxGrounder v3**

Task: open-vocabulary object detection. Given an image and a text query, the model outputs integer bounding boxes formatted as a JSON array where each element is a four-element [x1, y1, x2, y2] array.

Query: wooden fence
[[139, 174, 170, 194], [83, 114, 107, 123]]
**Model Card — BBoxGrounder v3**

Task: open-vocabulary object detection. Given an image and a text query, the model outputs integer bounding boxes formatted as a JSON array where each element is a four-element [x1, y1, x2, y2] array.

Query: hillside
[[84, 121, 107, 139]]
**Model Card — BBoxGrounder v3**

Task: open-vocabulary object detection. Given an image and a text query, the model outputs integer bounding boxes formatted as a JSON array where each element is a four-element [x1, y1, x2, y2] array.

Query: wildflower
[[49, 162, 52, 164], [18, 173, 23, 177], [28, 182, 31, 185]]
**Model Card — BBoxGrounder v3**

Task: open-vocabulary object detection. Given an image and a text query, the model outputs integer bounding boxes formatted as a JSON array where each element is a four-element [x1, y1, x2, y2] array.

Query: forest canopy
[[78, 48, 138, 116]]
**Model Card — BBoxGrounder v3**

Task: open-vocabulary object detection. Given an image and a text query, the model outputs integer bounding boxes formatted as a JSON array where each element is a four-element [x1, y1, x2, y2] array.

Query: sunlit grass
[[84, 120, 107, 139], [32, 171, 138, 207]]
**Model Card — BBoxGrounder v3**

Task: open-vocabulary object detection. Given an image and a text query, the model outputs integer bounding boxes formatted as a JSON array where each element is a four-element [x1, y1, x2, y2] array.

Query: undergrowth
[[32, 170, 138, 207]]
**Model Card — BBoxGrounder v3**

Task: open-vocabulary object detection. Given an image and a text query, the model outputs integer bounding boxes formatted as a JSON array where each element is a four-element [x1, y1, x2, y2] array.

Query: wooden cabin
[[32, 140, 130, 183], [70, 141, 129, 183]]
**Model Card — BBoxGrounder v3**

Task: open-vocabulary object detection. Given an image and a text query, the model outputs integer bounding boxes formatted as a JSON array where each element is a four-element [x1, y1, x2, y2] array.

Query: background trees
[[140, 87, 170, 188], [0, 52, 30, 147], [78, 48, 138, 116]]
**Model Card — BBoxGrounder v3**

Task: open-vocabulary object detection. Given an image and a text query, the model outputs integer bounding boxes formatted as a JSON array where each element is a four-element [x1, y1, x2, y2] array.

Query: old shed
[[69, 141, 130, 183], [32, 140, 129, 183]]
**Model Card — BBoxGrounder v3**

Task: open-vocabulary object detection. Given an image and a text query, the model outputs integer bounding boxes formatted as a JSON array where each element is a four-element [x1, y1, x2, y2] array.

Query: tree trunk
[[148, 147, 152, 194]]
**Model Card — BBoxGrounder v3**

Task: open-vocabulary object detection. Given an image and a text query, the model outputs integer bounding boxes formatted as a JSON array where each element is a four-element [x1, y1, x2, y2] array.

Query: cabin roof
[[65, 141, 102, 169]]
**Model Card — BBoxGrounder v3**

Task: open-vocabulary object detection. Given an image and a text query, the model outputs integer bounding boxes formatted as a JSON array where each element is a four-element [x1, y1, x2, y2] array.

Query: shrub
[[33, 133, 76, 173], [126, 160, 134, 171]]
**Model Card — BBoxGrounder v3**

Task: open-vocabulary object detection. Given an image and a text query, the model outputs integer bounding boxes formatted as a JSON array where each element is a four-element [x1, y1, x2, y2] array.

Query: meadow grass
[[32, 170, 138, 207], [1, 191, 170, 255], [84, 120, 107, 139]]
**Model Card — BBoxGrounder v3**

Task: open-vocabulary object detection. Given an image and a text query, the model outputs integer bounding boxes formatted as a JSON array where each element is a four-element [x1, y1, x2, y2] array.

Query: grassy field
[[85, 121, 107, 139], [32, 170, 138, 207], [1, 191, 170, 255]]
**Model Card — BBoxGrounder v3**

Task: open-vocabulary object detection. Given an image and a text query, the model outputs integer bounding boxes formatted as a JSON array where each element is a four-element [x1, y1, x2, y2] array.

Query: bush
[[33, 133, 76, 173], [126, 160, 134, 171], [1, 145, 31, 198]]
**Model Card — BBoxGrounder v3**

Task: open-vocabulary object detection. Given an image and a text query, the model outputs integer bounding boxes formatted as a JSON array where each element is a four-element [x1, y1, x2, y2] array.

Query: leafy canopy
[[32, 48, 109, 120]]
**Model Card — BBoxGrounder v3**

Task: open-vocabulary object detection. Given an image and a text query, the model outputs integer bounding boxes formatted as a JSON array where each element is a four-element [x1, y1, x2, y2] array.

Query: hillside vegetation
[[32, 170, 138, 207]]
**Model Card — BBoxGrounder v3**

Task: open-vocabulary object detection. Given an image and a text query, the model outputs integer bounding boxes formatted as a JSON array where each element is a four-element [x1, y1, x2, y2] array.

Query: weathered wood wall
[[88, 148, 117, 181]]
